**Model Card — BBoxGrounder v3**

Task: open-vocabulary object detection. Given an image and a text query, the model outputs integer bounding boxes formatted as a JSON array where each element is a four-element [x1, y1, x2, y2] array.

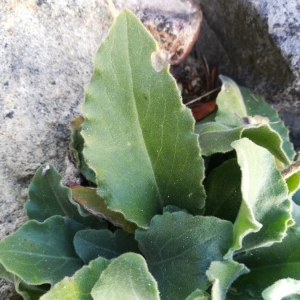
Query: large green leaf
[[215, 76, 295, 161], [204, 158, 242, 222], [0, 216, 83, 285], [74, 229, 140, 263], [196, 122, 290, 165], [206, 260, 249, 300], [262, 278, 300, 300], [25, 165, 105, 229], [41, 257, 109, 300], [72, 186, 137, 233], [91, 253, 160, 300], [226, 138, 292, 257], [81, 9, 205, 229], [233, 225, 300, 298], [135, 211, 233, 300], [240, 86, 295, 161]]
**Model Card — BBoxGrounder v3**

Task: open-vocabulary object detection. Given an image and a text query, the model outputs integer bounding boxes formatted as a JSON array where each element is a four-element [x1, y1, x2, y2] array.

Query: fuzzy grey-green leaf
[[91, 253, 160, 300], [214, 76, 295, 161], [234, 225, 300, 297], [196, 122, 290, 166], [136, 211, 233, 300], [41, 257, 109, 300], [227, 138, 292, 256], [81, 9, 205, 228], [74, 229, 140, 263], [0, 216, 83, 285], [206, 260, 249, 300]]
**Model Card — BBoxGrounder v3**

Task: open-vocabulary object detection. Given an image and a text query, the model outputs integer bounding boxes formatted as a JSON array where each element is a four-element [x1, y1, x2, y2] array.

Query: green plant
[[1, 9, 300, 300]]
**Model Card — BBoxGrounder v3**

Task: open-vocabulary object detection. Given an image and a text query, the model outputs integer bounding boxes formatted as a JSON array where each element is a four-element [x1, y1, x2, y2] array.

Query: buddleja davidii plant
[[0, 9, 299, 300]]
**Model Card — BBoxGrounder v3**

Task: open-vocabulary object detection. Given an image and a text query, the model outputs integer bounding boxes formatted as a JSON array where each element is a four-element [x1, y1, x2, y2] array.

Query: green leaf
[[41, 257, 109, 300], [286, 171, 300, 195], [72, 186, 137, 233], [262, 278, 300, 300], [196, 122, 290, 166], [91, 253, 160, 300], [214, 76, 295, 160], [240, 86, 295, 161], [74, 229, 140, 263], [226, 138, 292, 256], [25, 164, 81, 221], [1, 263, 49, 300], [206, 260, 249, 300], [215, 76, 247, 126], [25, 165, 106, 229], [282, 160, 300, 195], [135, 211, 233, 300], [81, 9, 205, 228], [292, 202, 300, 228], [204, 158, 242, 222], [16, 281, 49, 300], [70, 116, 96, 183], [233, 224, 300, 297], [0, 216, 83, 285], [185, 290, 211, 300]]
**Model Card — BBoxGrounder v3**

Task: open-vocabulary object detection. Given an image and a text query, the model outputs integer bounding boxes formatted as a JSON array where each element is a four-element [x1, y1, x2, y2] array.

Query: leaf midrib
[[125, 14, 163, 206]]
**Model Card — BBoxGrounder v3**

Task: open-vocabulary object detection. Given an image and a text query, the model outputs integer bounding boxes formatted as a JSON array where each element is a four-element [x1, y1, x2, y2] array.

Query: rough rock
[[0, 1, 112, 297], [0, 0, 300, 297], [196, 0, 300, 147]]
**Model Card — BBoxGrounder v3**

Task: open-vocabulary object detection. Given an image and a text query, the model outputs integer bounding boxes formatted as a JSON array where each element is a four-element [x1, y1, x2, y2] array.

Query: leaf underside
[[227, 138, 292, 256]]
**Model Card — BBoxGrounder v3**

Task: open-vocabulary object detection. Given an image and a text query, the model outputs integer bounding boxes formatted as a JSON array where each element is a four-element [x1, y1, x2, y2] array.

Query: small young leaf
[[135, 211, 233, 300], [0, 216, 83, 285], [215, 76, 247, 126], [226, 138, 292, 256], [25, 164, 105, 229], [41, 257, 109, 300], [206, 260, 249, 300], [204, 158, 242, 222], [74, 229, 140, 263], [196, 122, 290, 166], [72, 186, 137, 233], [91, 253, 160, 300], [233, 225, 300, 298], [262, 278, 300, 300], [81, 9, 205, 228], [26, 164, 81, 221]]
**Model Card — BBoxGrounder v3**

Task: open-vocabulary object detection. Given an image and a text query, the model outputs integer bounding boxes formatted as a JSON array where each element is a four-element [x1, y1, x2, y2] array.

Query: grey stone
[[196, 0, 300, 145], [1, 0, 300, 297]]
